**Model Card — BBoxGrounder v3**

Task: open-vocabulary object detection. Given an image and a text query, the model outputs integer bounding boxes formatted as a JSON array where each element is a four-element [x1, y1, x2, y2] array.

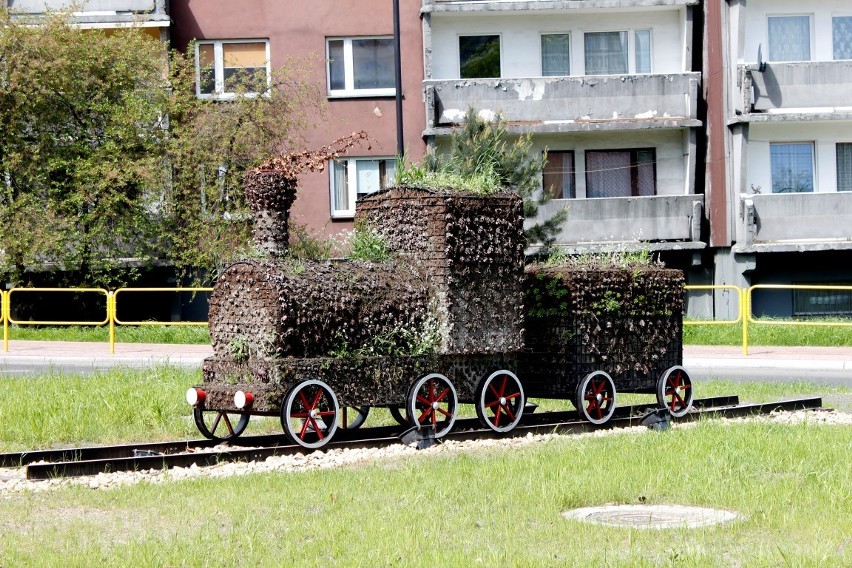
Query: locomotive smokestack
[[243, 168, 298, 258]]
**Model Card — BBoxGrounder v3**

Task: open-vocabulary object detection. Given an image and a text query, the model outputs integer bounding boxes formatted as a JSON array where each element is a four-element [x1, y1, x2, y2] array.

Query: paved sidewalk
[[2, 340, 852, 371]]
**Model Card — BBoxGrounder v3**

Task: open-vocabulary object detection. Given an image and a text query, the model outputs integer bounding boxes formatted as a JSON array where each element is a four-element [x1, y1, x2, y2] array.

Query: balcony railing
[[422, 0, 699, 12], [533, 194, 704, 248], [739, 61, 852, 114], [7, 0, 159, 13], [424, 73, 701, 134], [738, 193, 852, 251]]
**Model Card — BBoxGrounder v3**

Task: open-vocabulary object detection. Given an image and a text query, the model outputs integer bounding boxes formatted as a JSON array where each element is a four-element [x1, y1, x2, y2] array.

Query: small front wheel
[[475, 370, 525, 433], [576, 371, 616, 425], [406, 373, 458, 438], [657, 366, 694, 418], [193, 409, 250, 441], [281, 380, 340, 449]]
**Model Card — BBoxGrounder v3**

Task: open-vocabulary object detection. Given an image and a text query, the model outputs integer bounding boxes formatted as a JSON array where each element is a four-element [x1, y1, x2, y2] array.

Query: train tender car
[[186, 168, 693, 448]]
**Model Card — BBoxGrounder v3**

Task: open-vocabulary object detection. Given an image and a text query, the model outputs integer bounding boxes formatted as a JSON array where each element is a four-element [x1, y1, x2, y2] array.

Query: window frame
[[832, 15, 852, 60], [582, 28, 653, 76], [458, 33, 503, 79], [766, 14, 813, 62], [540, 33, 571, 77], [769, 142, 815, 194], [837, 142, 852, 192], [195, 39, 271, 100], [542, 150, 576, 199], [329, 156, 397, 219], [584, 148, 657, 198], [326, 36, 396, 98]]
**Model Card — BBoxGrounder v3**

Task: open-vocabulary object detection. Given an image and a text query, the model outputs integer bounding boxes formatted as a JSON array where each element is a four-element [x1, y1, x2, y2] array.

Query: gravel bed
[[1, 409, 849, 495]]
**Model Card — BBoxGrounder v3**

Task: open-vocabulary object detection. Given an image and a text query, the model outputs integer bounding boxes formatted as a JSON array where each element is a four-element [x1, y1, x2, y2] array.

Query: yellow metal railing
[[2, 284, 850, 356], [110, 287, 212, 354], [2, 287, 212, 353], [744, 284, 852, 355]]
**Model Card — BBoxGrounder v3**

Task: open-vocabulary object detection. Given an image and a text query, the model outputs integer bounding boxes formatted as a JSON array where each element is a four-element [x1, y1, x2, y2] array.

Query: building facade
[[170, 0, 427, 233], [712, 0, 852, 318], [422, 0, 707, 280]]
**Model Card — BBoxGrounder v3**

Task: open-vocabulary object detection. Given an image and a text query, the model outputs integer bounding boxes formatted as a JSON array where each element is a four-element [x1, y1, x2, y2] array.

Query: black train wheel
[[281, 379, 340, 449], [657, 366, 694, 418], [406, 373, 458, 438], [475, 370, 525, 433], [193, 409, 250, 441], [575, 371, 617, 425], [339, 406, 370, 429]]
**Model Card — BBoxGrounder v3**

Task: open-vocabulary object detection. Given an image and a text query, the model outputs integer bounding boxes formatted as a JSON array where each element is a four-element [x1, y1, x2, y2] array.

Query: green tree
[[0, 9, 323, 286], [397, 107, 565, 249], [0, 9, 169, 286], [162, 48, 323, 278]]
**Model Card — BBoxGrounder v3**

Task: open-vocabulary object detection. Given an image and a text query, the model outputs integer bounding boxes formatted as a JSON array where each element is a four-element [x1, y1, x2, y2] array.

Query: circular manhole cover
[[562, 504, 739, 530]]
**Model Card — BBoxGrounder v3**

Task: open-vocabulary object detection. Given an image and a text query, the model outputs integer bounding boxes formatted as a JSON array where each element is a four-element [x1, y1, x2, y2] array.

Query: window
[[542, 151, 575, 198], [793, 286, 852, 317], [634, 30, 652, 73], [541, 34, 570, 76], [585, 149, 655, 198], [834, 17, 852, 60], [459, 35, 501, 79], [196, 40, 270, 99], [583, 30, 652, 75], [327, 37, 395, 97], [768, 16, 811, 61], [837, 143, 852, 191], [330, 157, 397, 218], [770, 143, 814, 193]]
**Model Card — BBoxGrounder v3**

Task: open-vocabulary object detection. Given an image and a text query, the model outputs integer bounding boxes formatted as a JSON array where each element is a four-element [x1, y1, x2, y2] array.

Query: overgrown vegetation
[[0, 9, 324, 287], [395, 107, 565, 248], [329, 315, 441, 358], [544, 246, 659, 270]]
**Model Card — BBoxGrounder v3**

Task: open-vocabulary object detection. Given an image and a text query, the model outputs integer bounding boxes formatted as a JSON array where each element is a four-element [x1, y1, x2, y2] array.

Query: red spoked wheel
[[339, 406, 369, 430], [657, 366, 694, 418], [406, 373, 457, 438], [575, 371, 617, 425], [280, 380, 340, 449], [193, 409, 250, 441], [475, 370, 525, 433]]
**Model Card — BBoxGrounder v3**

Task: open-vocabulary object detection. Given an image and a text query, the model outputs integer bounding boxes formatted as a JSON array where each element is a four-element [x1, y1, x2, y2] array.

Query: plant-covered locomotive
[[186, 166, 694, 449]]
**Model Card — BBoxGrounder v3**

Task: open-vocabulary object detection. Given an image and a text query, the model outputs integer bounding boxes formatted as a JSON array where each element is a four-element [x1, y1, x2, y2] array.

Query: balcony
[[422, 0, 699, 13], [532, 194, 704, 251], [8, 0, 159, 11], [736, 193, 852, 253], [734, 61, 852, 123], [6, 1, 169, 27], [424, 73, 702, 136]]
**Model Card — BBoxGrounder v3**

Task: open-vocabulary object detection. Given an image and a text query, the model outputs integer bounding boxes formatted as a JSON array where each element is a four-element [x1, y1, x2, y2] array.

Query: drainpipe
[[393, 0, 404, 156]]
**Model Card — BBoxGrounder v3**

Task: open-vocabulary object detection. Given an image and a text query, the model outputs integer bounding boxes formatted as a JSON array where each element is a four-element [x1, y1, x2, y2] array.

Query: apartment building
[[169, 0, 426, 232], [421, 0, 706, 277], [712, 0, 852, 318]]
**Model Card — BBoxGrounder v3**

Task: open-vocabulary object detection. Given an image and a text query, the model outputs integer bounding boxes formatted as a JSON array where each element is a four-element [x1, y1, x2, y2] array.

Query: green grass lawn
[[0, 368, 849, 565]]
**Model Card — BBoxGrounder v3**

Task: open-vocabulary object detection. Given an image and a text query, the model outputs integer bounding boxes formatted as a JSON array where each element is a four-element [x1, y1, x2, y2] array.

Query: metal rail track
[[1, 396, 823, 480]]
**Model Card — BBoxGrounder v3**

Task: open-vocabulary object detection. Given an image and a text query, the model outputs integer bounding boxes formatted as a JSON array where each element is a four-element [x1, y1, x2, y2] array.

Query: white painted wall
[[740, 0, 852, 63], [429, 8, 686, 80], [745, 121, 852, 194]]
